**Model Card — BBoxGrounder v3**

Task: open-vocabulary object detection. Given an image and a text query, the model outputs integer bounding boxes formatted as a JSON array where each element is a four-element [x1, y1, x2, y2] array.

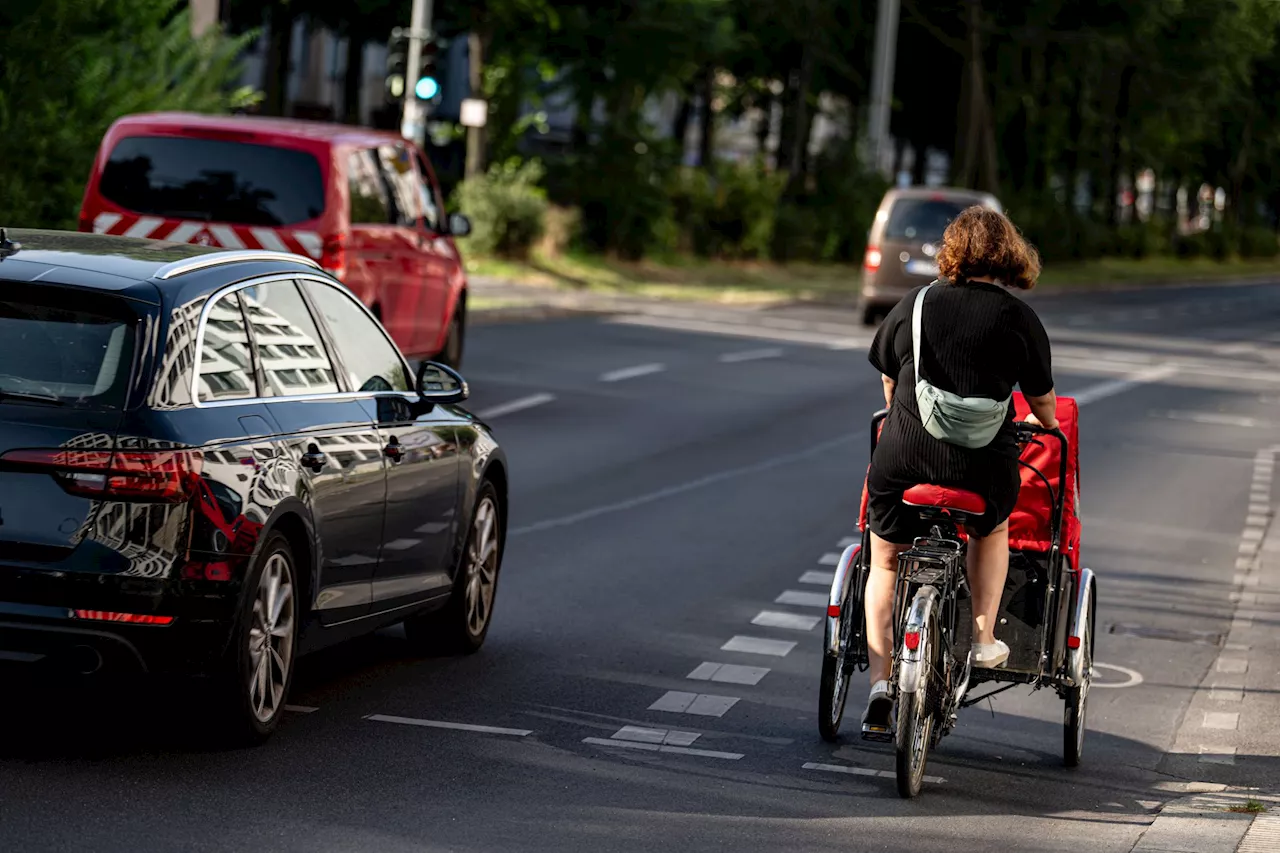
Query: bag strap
[[911, 282, 936, 386]]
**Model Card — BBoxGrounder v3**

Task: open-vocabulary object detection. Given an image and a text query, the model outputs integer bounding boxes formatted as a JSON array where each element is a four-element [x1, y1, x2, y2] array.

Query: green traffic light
[[415, 76, 440, 100]]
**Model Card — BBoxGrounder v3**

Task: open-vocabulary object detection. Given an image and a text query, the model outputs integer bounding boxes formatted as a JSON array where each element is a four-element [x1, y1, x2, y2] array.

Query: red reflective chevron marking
[[91, 212, 322, 259]]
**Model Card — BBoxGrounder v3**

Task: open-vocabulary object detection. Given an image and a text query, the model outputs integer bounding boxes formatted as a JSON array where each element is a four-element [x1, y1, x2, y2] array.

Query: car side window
[[238, 280, 340, 397], [377, 144, 423, 227], [347, 149, 393, 225], [412, 153, 442, 232], [304, 282, 410, 393], [197, 292, 256, 402]]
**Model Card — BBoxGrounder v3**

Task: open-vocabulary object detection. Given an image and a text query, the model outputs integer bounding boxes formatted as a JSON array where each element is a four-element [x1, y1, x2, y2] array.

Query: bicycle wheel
[[818, 558, 862, 742], [896, 592, 938, 799]]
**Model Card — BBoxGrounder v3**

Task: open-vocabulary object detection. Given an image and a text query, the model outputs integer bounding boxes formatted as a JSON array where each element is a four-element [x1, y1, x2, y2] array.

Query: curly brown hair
[[936, 206, 1042, 291]]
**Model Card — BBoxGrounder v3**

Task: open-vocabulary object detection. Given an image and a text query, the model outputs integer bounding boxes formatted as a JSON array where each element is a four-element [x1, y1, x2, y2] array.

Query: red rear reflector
[[1066, 635, 1081, 649], [321, 233, 348, 280], [904, 631, 921, 651], [74, 610, 174, 626], [827, 604, 840, 617], [0, 447, 202, 502], [864, 247, 882, 272]]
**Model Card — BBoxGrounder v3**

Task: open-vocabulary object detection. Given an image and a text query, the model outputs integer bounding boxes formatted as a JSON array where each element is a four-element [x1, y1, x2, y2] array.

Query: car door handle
[[300, 446, 327, 472], [383, 440, 404, 462]]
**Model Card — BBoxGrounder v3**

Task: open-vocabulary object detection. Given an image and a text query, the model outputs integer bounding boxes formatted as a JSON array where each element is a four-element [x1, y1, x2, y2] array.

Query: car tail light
[[903, 631, 921, 651], [74, 610, 174, 626], [864, 246, 882, 272], [321, 233, 348, 280], [78, 211, 93, 233], [0, 448, 202, 503]]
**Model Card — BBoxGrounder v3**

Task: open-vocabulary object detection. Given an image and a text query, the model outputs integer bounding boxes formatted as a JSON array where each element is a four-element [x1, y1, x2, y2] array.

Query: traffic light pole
[[866, 0, 899, 179], [400, 0, 433, 145]]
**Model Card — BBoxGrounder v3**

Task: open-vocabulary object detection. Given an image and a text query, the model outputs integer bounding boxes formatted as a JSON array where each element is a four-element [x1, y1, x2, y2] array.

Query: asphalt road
[[4, 281, 1280, 852]]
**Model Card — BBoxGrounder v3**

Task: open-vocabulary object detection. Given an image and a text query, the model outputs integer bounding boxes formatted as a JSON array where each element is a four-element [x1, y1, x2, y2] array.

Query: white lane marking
[[818, 552, 841, 566], [1246, 515, 1269, 527], [800, 570, 835, 585], [1242, 528, 1264, 541], [92, 212, 123, 234], [600, 363, 666, 382], [1210, 686, 1245, 702], [476, 392, 556, 420], [752, 610, 821, 631], [803, 762, 945, 785], [1203, 712, 1240, 730], [648, 691, 739, 717], [285, 704, 318, 713], [1154, 411, 1270, 429], [582, 737, 743, 760], [250, 226, 289, 252], [1070, 364, 1178, 406], [365, 714, 532, 736], [609, 314, 871, 349], [208, 224, 246, 249], [611, 725, 700, 746], [719, 347, 785, 363], [382, 538, 420, 551], [123, 216, 164, 238], [1216, 658, 1249, 674], [510, 432, 858, 535], [1092, 662, 1145, 689], [776, 590, 829, 608], [1248, 504, 1270, 515], [838, 535, 861, 547], [722, 636, 796, 657], [1198, 745, 1237, 765], [686, 662, 770, 686]]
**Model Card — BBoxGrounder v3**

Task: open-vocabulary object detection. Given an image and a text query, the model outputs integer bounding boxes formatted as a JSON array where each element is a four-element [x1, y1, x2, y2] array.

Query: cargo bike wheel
[[818, 546, 868, 742], [1063, 574, 1096, 768]]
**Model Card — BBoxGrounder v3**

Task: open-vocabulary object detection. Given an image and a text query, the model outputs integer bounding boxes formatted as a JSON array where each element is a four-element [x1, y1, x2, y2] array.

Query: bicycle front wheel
[[895, 594, 938, 798]]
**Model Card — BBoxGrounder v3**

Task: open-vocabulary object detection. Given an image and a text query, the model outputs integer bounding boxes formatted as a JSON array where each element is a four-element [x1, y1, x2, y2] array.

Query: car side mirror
[[448, 213, 472, 238], [416, 360, 468, 404]]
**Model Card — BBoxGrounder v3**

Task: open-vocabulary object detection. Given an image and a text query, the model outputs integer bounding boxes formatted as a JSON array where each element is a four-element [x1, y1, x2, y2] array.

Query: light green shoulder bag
[[912, 283, 1010, 449]]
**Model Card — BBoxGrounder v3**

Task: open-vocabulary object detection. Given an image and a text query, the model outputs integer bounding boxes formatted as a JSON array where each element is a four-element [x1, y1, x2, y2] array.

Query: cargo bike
[[817, 393, 1095, 798]]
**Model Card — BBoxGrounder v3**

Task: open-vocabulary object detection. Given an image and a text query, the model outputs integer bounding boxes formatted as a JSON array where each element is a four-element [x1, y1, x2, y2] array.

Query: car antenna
[[0, 228, 20, 260]]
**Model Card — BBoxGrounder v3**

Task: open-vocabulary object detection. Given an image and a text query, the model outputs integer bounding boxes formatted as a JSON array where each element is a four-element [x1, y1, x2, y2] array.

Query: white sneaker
[[972, 639, 1010, 669]]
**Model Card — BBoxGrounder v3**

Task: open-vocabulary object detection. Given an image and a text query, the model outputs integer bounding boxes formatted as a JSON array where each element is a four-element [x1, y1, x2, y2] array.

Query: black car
[[0, 230, 508, 742]]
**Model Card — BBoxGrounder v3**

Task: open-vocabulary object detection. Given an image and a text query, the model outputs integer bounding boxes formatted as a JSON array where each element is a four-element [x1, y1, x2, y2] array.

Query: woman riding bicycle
[[861, 206, 1059, 731]]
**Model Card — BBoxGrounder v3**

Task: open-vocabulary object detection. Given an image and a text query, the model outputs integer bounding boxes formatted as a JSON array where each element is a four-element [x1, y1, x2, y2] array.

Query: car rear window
[[884, 199, 968, 243], [98, 135, 325, 226], [0, 287, 136, 409]]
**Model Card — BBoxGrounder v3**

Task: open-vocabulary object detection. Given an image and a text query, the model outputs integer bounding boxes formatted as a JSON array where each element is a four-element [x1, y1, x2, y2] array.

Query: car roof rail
[[154, 250, 322, 280]]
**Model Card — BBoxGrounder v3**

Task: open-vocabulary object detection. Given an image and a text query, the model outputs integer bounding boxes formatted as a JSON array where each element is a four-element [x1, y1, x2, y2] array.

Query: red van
[[78, 113, 471, 364]]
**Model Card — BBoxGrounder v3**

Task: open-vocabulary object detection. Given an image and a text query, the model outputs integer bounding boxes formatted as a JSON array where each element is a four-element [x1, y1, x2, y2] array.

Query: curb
[[469, 304, 614, 326], [1131, 791, 1280, 853]]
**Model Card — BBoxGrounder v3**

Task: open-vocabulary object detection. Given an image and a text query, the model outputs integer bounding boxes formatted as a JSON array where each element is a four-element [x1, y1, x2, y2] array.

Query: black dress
[[867, 279, 1054, 541]]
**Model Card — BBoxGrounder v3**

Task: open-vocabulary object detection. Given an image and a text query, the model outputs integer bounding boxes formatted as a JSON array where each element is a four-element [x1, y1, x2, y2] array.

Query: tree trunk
[[912, 141, 928, 185], [342, 36, 365, 125], [672, 94, 693, 164], [465, 31, 489, 179], [697, 66, 716, 169], [755, 94, 773, 163], [1230, 120, 1252, 226], [263, 6, 295, 117], [786, 42, 814, 190], [1105, 65, 1136, 227]]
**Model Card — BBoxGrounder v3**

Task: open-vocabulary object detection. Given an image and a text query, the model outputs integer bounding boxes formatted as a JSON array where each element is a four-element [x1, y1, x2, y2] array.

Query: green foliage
[[452, 159, 550, 258], [665, 162, 786, 259], [0, 0, 256, 229], [1240, 226, 1279, 258]]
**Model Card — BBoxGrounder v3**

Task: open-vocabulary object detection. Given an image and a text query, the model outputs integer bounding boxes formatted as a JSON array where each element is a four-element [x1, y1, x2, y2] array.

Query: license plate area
[[905, 259, 939, 277]]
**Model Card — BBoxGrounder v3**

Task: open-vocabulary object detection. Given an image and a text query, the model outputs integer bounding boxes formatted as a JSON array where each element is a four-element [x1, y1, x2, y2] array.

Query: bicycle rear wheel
[[818, 554, 865, 741], [895, 593, 938, 799]]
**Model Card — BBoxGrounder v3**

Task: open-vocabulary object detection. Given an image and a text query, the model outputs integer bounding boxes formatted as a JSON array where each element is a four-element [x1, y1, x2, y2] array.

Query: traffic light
[[385, 30, 409, 101], [415, 38, 444, 106]]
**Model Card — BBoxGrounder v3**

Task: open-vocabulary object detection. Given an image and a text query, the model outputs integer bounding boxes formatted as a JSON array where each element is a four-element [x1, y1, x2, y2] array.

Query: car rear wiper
[[0, 389, 66, 407]]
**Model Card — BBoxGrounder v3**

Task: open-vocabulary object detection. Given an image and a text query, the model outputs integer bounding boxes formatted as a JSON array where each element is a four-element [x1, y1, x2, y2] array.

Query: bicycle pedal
[[860, 723, 894, 743]]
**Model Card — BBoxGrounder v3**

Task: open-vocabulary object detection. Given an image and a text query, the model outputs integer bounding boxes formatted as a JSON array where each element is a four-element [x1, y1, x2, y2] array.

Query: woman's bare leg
[[966, 520, 1010, 645], [866, 530, 909, 684]]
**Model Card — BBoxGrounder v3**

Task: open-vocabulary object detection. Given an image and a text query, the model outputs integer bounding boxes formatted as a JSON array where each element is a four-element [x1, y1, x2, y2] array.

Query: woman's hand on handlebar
[[1022, 411, 1060, 431]]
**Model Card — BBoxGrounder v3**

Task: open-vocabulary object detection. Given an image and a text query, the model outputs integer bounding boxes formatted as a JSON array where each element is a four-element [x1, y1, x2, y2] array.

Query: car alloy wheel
[[463, 495, 498, 638], [247, 551, 295, 724]]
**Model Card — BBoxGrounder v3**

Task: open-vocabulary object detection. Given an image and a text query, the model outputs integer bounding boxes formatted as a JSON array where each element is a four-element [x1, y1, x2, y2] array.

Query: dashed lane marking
[[751, 610, 821, 631], [1070, 365, 1179, 406], [1203, 712, 1240, 730], [686, 662, 770, 685], [582, 737, 744, 760], [799, 570, 835, 585], [719, 347, 785, 363], [600, 363, 666, 382], [1216, 658, 1249, 674], [476, 392, 556, 420], [803, 762, 945, 785], [775, 590, 829, 608], [1198, 745, 1237, 765], [365, 714, 532, 736], [611, 725, 700, 746], [838, 535, 861, 547], [648, 691, 740, 717], [721, 636, 796, 657], [818, 552, 841, 565]]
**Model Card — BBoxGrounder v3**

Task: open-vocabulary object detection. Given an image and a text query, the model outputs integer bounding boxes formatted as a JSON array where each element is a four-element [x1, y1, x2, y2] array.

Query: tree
[[0, 0, 256, 229]]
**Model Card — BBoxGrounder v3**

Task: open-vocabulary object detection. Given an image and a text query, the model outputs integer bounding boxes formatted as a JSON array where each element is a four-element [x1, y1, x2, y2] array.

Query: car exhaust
[[68, 644, 103, 676]]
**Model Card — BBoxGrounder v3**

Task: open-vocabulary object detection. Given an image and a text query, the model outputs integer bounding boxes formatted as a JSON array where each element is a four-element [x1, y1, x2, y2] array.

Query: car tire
[[438, 303, 465, 369], [405, 481, 502, 655], [212, 533, 299, 746]]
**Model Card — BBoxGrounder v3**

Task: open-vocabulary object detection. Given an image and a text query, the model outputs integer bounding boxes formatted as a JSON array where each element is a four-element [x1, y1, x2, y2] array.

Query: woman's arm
[[1024, 390, 1059, 429], [882, 375, 896, 407]]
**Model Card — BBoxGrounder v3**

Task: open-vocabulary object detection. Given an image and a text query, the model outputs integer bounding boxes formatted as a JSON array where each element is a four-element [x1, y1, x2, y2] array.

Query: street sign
[[460, 99, 488, 129]]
